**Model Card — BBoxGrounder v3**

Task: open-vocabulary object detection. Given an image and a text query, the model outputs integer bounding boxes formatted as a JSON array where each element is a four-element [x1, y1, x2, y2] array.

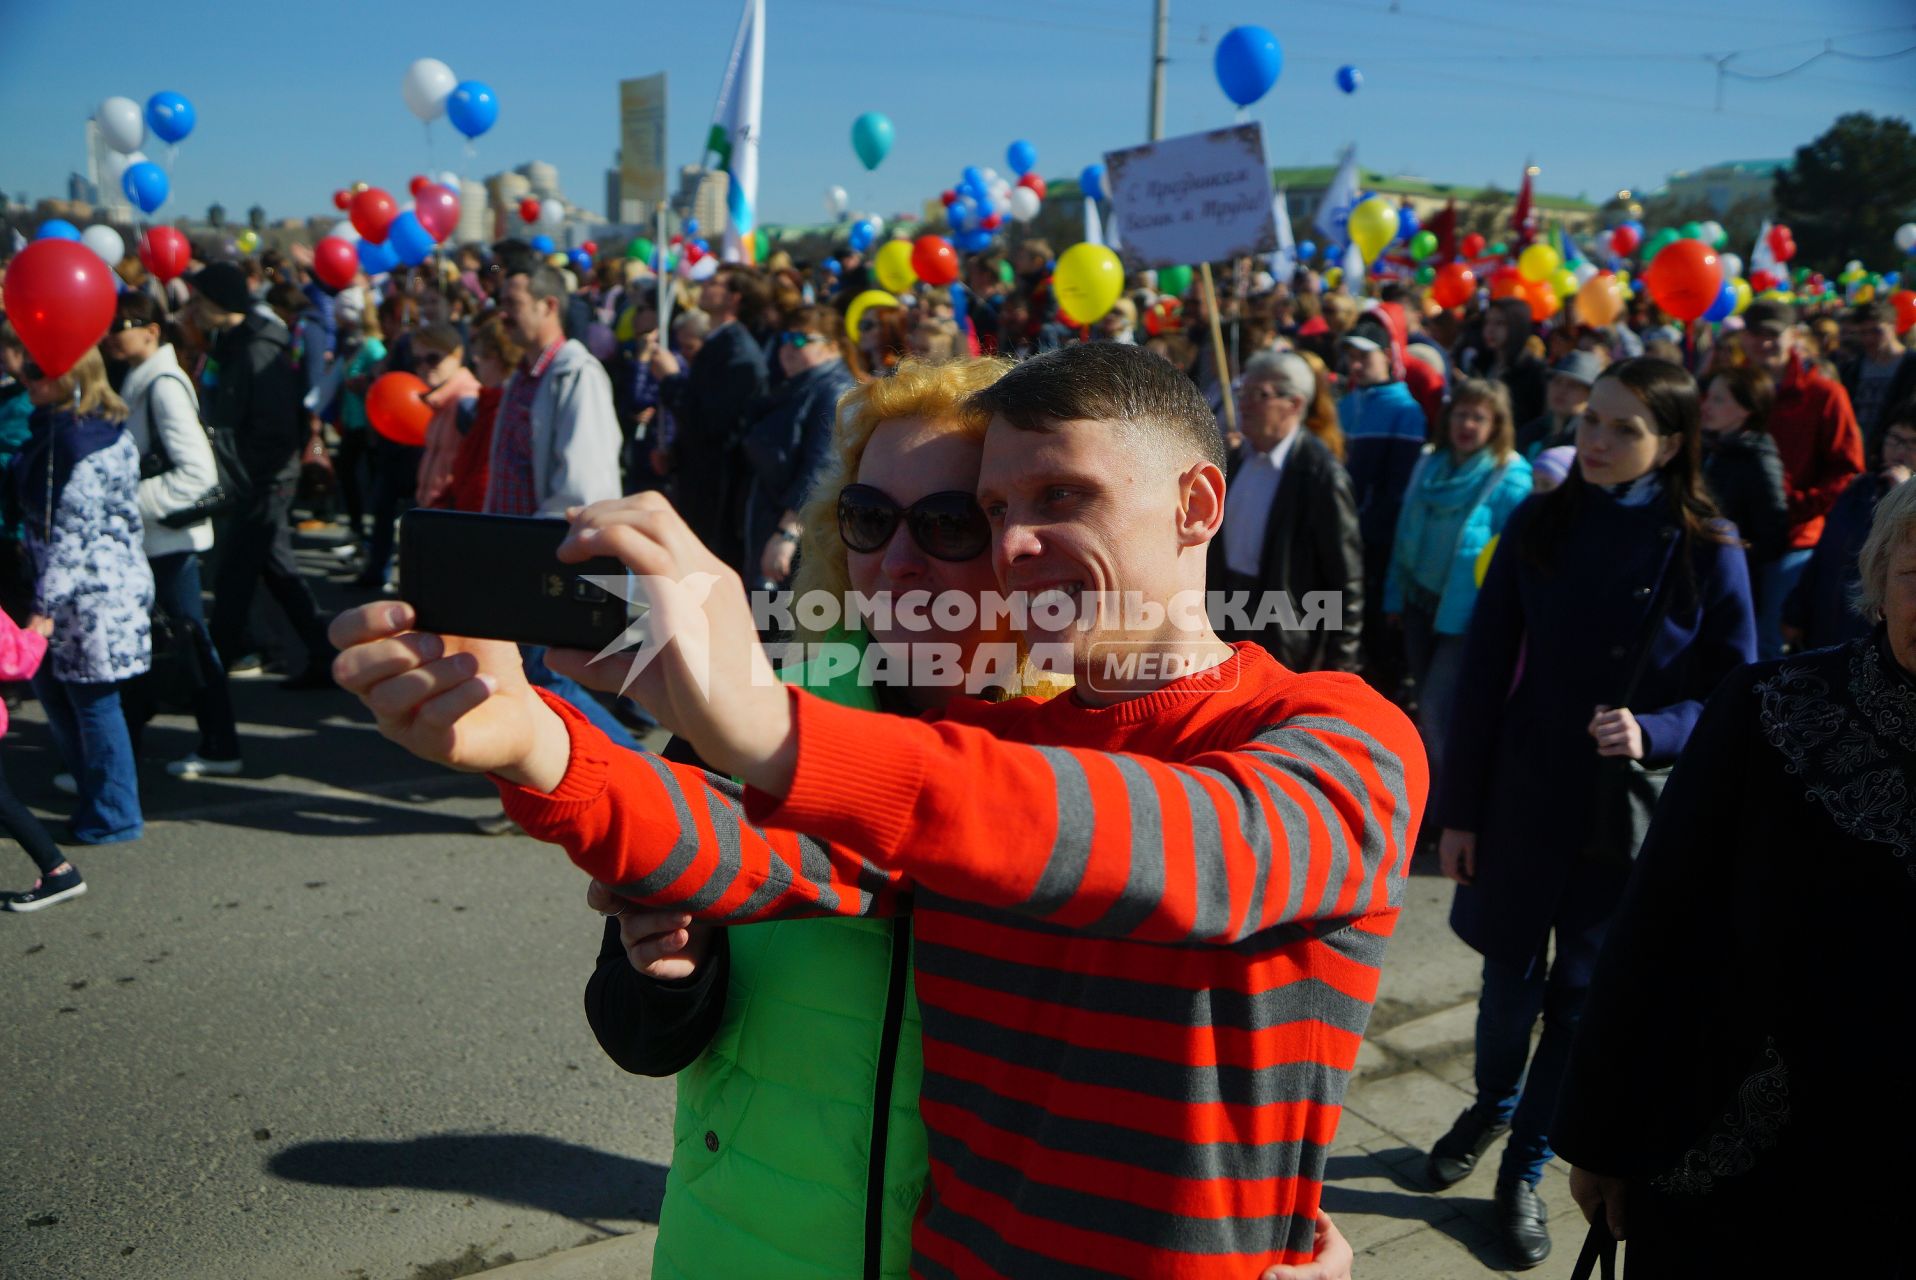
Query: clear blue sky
[[3, 0, 1912, 229]]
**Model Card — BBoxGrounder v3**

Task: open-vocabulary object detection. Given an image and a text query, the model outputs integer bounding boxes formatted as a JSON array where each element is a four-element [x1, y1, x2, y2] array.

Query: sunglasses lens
[[837, 486, 899, 553], [909, 492, 990, 561]]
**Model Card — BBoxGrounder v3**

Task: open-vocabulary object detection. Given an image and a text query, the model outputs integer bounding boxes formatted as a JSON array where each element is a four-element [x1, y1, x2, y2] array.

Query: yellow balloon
[[844, 289, 899, 342], [547, 252, 569, 268], [236, 229, 259, 254], [874, 239, 917, 294], [1347, 196, 1397, 265], [1518, 243, 1559, 284], [1731, 277, 1753, 315], [1051, 242, 1124, 324], [1550, 267, 1579, 299], [1325, 267, 1343, 288]]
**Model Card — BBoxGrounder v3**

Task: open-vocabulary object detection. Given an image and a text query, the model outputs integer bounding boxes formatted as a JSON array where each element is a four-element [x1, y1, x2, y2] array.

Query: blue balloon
[[1396, 205, 1420, 244], [530, 234, 555, 255], [122, 162, 169, 214], [445, 80, 499, 139], [1080, 163, 1106, 203], [36, 219, 81, 242], [388, 211, 436, 267], [850, 112, 893, 172], [974, 194, 996, 220], [569, 249, 592, 273], [947, 203, 970, 232], [357, 237, 399, 275], [146, 91, 196, 144], [1298, 240, 1317, 261], [693, 237, 710, 253], [958, 227, 994, 254], [1702, 281, 1738, 323], [685, 218, 700, 237], [823, 258, 841, 275], [1214, 25, 1283, 106], [1006, 140, 1037, 177], [847, 219, 877, 254], [961, 166, 986, 195], [1335, 65, 1363, 95]]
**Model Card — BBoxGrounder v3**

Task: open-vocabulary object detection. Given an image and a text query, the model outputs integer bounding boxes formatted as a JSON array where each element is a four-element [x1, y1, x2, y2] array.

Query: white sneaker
[[166, 754, 244, 779], [53, 773, 78, 796], [330, 543, 361, 560]]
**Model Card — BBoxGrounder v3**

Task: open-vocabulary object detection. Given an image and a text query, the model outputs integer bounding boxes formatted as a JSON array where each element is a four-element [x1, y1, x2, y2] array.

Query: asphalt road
[[2, 547, 678, 1280]]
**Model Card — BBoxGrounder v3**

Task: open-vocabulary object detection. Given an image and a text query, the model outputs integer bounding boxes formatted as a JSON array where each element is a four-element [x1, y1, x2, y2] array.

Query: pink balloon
[[415, 185, 461, 244]]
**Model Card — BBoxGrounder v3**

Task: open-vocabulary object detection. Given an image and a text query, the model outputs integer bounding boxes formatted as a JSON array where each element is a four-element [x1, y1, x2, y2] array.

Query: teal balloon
[[851, 112, 893, 171]]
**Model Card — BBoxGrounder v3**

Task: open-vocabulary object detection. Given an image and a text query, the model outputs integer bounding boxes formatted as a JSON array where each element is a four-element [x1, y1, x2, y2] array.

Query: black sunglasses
[[837, 484, 989, 562]]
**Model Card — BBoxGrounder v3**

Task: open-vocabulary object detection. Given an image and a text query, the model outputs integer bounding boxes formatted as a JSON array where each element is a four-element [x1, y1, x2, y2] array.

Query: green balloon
[[1487, 241, 1507, 257], [1414, 264, 1436, 284], [1158, 264, 1194, 298], [626, 236, 655, 261], [1409, 231, 1438, 261], [1643, 229, 1678, 261], [997, 260, 1014, 286], [1679, 221, 1703, 241]]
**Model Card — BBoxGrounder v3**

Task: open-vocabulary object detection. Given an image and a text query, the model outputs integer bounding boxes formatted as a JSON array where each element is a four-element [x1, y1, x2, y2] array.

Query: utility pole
[[1148, 0, 1168, 141]]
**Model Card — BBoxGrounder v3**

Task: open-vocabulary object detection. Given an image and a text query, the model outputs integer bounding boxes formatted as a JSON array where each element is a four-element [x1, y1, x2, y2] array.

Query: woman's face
[[25, 371, 64, 407], [473, 347, 507, 389], [1699, 377, 1749, 435], [104, 322, 161, 365], [1885, 528, 1916, 676], [414, 345, 462, 389], [1449, 398, 1494, 455], [0, 344, 23, 379], [1482, 309, 1508, 352], [847, 416, 1003, 687], [1576, 377, 1680, 486]]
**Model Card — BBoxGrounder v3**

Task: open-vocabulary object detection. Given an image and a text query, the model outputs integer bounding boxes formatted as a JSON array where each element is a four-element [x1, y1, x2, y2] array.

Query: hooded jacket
[[202, 311, 305, 485], [1768, 355, 1865, 550]]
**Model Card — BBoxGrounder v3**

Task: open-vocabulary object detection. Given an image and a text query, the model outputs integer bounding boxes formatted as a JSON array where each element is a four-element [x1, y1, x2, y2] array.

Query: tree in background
[[1774, 112, 1916, 272]]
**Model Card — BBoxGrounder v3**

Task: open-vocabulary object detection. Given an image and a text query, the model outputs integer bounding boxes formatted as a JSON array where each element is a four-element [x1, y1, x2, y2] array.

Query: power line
[[1722, 41, 1916, 81]]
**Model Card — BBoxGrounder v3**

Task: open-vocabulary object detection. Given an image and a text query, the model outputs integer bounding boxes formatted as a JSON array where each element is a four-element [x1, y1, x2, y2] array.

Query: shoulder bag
[[137, 371, 248, 528]]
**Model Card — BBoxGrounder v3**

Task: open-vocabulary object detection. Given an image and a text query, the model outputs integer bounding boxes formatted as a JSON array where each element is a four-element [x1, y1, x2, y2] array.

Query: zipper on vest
[[864, 913, 912, 1280]]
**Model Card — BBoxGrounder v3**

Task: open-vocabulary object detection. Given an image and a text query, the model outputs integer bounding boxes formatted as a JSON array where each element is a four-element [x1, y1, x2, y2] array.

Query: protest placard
[[1102, 124, 1278, 271]]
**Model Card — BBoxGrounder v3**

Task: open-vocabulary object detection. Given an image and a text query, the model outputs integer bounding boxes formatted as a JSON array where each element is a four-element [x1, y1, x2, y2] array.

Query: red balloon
[[1018, 173, 1047, 200], [980, 213, 1003, 231], [581, 241, 598, 256], [415, 185, 461, 243], [366, 372, 433, 446], [1142, 297, 1182, 337], [1890, 290, 1916, 335], [409, 175, 431, 198], [1608, 224, 1640, 256], [137, 226, 192, 284], [940, 189, 957, 206], [684, 244, 704, 264], [1430, 262, 1475, 309], [1748, 269, 1777, 293], [1, 240, 119, 378], [1488, 265, 1524, 299], [313, 237, 359, 290], [1644, 239, 1721, 321], [910, 235, 960, 286], [1460, 233, 1486, 259], [332, 189, 352, 211], [1767, 224, 1792, 257], [350, 188, 398, 244], [519, 197, 542, 224]]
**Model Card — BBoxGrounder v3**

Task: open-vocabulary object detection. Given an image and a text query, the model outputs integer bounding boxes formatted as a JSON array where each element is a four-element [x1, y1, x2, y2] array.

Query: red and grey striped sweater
[[498, 643, 1426, 1277]]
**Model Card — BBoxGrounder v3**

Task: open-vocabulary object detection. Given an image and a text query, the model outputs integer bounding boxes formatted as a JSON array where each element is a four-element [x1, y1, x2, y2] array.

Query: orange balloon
[[1644, 240, 1720, 322], [367, 372, 433, 446], [1577, 271, 1625, 327], [1519, 277, 1558, 322]]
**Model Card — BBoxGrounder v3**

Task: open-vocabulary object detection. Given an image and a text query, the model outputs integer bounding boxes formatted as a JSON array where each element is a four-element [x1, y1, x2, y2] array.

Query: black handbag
[[1580, 535, 1680, 864], [137, 372, 249, 529], [1570, 1221, 1617, 1280], [139, 605, 209, 713]]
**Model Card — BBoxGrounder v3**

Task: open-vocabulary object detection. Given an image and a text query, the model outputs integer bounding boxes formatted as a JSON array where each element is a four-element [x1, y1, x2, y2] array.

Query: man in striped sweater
[[333, 344, 1427, 1277]]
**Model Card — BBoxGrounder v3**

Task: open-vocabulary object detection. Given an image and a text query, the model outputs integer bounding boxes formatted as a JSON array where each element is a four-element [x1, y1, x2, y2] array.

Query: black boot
[[1424, 1106, 1509, 1190], [1495, 1177, 1551, 1270]]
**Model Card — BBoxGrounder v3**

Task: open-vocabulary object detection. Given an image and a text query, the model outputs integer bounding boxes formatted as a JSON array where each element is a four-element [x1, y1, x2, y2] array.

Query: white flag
[[1084, 198, 1104, 248], [1313, 144, 1361, 248], [1749, 218, 1777, 278], [1342, 241, 1365, 283], [1270, 188, 1296, 280], [707, 0, 762, 263], [1106, 209, 1123, 253]]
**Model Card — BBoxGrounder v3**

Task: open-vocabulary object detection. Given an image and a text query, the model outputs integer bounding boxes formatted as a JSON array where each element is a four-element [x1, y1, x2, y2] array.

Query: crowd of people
[[3, 216, 1913, 1276]]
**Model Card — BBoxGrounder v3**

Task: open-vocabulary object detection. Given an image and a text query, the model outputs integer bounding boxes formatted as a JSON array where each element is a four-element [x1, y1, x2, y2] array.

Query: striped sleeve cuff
[[745, 687, 927, 858], [491, 686, 614, 823]]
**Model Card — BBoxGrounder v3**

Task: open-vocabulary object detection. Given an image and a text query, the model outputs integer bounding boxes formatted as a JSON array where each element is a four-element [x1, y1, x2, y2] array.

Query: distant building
[[1647, 159, 1789, 218], [487, 171, 532, 242], [455, 179, 489, 246], [516, 161, 561, 200], [671, 164, 728, 237], [66, 172, 96, 205]]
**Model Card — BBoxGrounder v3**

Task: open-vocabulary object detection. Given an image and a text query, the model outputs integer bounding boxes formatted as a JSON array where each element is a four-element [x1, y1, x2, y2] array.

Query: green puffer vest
[[649, 648, 926, 1280]]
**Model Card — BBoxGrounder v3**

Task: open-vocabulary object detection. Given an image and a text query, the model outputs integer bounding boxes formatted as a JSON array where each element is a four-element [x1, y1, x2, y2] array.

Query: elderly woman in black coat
[[1553, 475, 1916, 1278]]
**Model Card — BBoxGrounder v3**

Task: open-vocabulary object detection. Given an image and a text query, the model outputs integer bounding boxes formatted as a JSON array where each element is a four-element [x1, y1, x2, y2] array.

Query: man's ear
[[1177, 460, 1226, 549]]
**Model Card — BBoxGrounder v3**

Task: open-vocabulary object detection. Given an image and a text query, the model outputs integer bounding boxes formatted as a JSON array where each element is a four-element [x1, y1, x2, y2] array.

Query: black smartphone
[[398, 510, 640, 651]]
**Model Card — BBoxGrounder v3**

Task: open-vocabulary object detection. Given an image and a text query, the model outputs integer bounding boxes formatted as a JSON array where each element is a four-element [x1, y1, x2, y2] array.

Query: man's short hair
[[1847, 300, 1894, 328], [719, 266, 770, 329], [1242, 350, 1314, 403], [265, 281, 310, 316], [513, 262, 570, 308], [962, 342, 1228, 472]]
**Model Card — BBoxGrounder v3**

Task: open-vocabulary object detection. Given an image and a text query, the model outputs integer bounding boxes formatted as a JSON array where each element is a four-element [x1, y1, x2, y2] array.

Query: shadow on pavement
[[1321, 1149, 1505, 1265], [269, 1132, 668, 1232]]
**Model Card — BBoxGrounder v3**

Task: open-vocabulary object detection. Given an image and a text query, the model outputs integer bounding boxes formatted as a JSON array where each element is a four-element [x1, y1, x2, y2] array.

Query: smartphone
[[398, 510, 641, 651]]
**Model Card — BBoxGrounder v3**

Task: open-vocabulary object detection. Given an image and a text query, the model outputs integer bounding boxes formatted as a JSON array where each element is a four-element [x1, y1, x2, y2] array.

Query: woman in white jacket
[[107, 293, 242, 777]]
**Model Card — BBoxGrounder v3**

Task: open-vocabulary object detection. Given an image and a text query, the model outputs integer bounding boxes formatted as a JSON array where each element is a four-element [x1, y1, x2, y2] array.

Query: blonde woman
[[13, 348, 154, 844]]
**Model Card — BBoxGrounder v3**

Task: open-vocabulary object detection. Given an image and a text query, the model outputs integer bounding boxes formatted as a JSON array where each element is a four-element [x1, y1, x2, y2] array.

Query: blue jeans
[[521, 646, 645, 755], [1756, 548, 1812, 661], [1472, 951, 1589, 1187], [31, 671, 142, 843], [146, 551, 241, 761], [1401, 599, 1465, 790]]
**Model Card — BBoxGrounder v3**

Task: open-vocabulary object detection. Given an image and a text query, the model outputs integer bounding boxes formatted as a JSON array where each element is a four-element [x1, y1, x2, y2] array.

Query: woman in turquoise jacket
[[1385, 378, 1532, 788]]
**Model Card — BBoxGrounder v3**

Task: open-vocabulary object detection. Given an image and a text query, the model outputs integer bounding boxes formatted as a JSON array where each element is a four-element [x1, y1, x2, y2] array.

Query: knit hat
[[188, 261, 251, 316], [1534, 446, 1576, 486]]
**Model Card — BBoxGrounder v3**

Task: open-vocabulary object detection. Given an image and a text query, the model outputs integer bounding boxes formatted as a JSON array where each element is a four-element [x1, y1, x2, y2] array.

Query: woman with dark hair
[[1466, 297, 1549, 430], [1420, 358, 1755, 1269], [1698, 364, 1789, 587], [741, 304, 858, 586]]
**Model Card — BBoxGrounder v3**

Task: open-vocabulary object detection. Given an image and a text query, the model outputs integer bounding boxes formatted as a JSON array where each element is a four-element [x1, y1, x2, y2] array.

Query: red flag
[[1512, 166, 1537, 247], [1427, 199, 1458, 260]]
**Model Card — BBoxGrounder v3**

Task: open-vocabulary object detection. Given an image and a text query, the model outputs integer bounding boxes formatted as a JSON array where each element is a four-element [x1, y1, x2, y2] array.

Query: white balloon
[[1699, 219, 1724, 246], [402, 58, 458, 123], [1896, 222, 1916, 253], [689, 256, 720, 281], [540, 198, 565, 227], [825, 184, 848, 215], [103, 149, 145, 192], [1719, 252, 1743, 281], [438, 170, 461, 191], [1845, 259, 1864, 274], [96, 97, 145, 154], [865, 214, 884, 235], [1009, 187, 1042, 222], [982, 168, 1000, 184], [332, 220, 362, 243], [1573, 261, 1598, 285], [81, 225, 126, 266]]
